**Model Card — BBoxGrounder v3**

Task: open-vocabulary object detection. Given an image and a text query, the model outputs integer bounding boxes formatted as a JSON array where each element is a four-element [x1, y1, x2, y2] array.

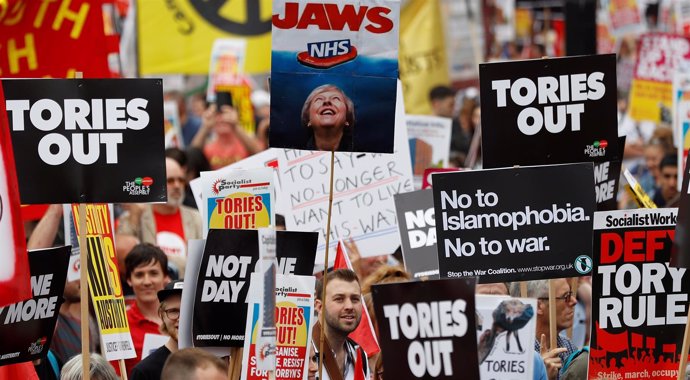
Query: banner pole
[[548, 279, 557, 351], [317, 151, 336, 380], [520, 281, 528, 298], [119, 360, 128, 380], [78, 203, 90, 380], [678, 308, 690, 380]]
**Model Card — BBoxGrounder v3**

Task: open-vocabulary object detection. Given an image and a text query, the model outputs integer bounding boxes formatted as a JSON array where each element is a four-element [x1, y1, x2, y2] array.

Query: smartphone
[[216, 91, 234, 110]]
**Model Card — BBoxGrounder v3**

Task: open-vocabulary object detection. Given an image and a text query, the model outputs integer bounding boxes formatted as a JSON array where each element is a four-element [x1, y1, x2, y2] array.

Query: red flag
[[0, 362, 38, 379], [663, 343, 676, 353], [595, 323, 628, 353], [0, 81, 31, 307], [631, 332, 643, 348], [335, 241, 381, 357], [354, 347, 366, 380]]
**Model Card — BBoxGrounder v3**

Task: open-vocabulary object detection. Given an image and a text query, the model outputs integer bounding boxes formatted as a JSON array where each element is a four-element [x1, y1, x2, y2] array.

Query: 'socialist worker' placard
[[590, 208, 689, 380], [372, 278, 480, 380], [479, 54, 619, 168], [432, 163, 596, 283], [3, 79, 166, 204]]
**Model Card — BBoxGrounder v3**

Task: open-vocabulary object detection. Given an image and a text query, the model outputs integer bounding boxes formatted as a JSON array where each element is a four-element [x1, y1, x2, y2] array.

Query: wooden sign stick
[[548, 279, 558, 351], [317, 151, 336, 380], [677, 307, 690, 380]]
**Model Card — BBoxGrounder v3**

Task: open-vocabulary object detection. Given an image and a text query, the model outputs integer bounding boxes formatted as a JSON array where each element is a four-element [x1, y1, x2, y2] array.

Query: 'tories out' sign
[[3, 79, 166, 204], [480, 54, 619, 168]]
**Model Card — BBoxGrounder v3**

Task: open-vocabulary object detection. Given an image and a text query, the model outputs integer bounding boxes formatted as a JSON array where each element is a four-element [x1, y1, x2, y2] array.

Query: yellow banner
[[137, 1, 272, 75], [629, 79, 672, 123], [399, 0, 450, 114]]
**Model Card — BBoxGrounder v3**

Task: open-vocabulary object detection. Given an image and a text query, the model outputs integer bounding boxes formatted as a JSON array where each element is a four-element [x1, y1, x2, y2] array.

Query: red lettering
[[215, 198, 224, 214], [325, 4, 367, 31], [254, 195, 264, 211], [600, 230, 675, 264], [273, 2, 393, 33], [600, 232, 622, 264], [365, 6, 393, 33], [296, 4, 330, 30], [272, 2, 298, 28]]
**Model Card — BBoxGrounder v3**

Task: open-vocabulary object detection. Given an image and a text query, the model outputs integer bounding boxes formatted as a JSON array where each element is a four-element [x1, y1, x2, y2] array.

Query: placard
[[406, 115, 452, 189], [278, 83, 413, 263], [630, 33, 690, 123], [0, 246, 69, 366], [432, 163, 596, 282], [4, 79, 166, 204], [200, 167, 274, 234], [192, 229, 317, 347], [480, 54, 619, 168], [590, 209, 689, 379], [476, 295, 537, 380], [394, 189, 440, 279], [241, 274, 314, 380], [72, 203, 136, 361], [672, 154, 690, 268], [270, 0, 400, 153], [372, 278, 480, 380]]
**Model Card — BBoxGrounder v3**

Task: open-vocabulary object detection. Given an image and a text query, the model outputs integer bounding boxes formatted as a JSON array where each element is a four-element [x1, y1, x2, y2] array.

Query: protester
[[192, 104, 261, 169], [560, 347, 589, 380], [429, 85, 468, 166], [131, 280, 184, 380], [653, 154, 680, 207], [160, 348, 228, 380], [117, 157, 203, 273], [119, 244, 171, 376], [52, 279, 102, 366], [301, 84, 355, 151], [512, 279, 577, 380], [313, 269, 370, 380], [61, 354, 118, 380]]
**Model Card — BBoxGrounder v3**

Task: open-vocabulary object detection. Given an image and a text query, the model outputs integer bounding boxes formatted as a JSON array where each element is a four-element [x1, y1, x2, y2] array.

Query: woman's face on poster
[[308, 88, 348, 131]]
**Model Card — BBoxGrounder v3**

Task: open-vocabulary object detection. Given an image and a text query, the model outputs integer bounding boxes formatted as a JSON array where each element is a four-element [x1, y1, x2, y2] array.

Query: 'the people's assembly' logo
[[189, 0, 272, 36]]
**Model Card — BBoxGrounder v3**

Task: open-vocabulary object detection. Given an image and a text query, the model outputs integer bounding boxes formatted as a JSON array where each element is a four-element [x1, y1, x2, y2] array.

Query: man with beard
[[313, 269, 369, 380], [118, 158, 202, 274], [51, 279, 101, 364], [131, 280, 184, 380]]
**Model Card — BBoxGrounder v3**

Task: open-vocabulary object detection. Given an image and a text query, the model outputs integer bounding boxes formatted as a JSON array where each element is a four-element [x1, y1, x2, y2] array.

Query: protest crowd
[[1, 1, 690, 380]]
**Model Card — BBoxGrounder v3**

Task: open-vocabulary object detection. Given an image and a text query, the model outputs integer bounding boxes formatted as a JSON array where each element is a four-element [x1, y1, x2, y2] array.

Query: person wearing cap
[[131, 280, 184, 380]]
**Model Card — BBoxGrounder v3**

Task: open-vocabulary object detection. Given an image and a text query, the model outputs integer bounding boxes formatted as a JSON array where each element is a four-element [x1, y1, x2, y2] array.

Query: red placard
[[0, 81, 31, 307]]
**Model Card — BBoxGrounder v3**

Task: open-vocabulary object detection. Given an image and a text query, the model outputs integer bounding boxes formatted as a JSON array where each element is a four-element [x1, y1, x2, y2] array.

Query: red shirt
[[117, 302, 161, 377], [153, 209, 186, 257]]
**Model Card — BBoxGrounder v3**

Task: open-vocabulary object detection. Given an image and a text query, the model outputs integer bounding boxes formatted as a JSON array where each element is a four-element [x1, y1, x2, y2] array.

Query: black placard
[[672, 153, 690, 269], [394, 189, 440, 279], [3, 79, 166, 204], [480, 54, 619, 168], [432, 163, 596, 282], [192, 229, 317, 347], [372, 278, 480, 380], [0, 246, 69, 366]]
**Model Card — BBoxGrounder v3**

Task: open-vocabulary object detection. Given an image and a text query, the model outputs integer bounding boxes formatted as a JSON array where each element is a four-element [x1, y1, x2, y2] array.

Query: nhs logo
[[298, 39, 358, 68], [307, 39, 352, 58]]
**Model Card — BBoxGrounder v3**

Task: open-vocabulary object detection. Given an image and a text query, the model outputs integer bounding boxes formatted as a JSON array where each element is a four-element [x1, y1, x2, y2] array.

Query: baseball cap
[[158, 280, 184, 303]]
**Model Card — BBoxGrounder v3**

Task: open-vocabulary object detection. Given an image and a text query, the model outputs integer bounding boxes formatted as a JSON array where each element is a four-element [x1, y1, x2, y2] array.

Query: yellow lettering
[[52, 0, 89, 39], [34, 0, 57, 28], [8, 33, 37, 74]]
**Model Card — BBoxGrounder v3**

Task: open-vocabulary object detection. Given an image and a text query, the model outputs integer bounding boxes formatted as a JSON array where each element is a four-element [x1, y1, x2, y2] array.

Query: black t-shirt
[[131, 345, 171, 380]]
